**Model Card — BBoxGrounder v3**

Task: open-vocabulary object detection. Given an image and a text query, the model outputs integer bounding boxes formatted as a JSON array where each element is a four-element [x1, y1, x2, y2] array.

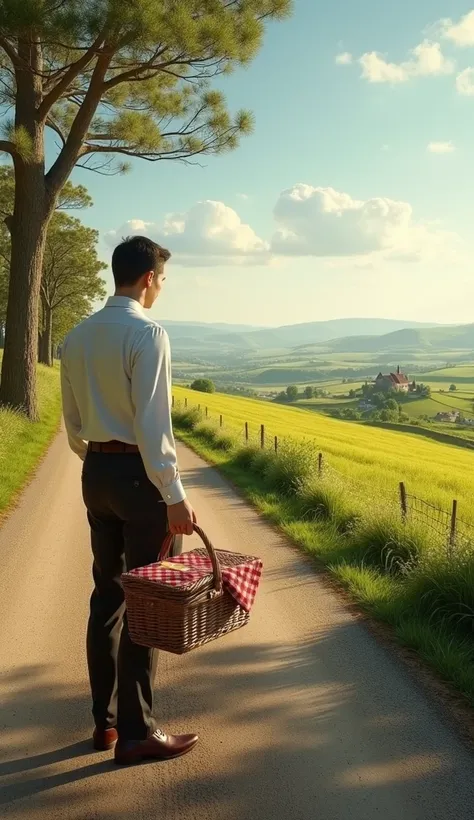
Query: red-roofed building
[[375, 366, 410, 393]]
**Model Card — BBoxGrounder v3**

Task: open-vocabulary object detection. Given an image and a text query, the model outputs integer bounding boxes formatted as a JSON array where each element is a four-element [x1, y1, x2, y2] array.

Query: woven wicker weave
[[122, 526, 254, 654]]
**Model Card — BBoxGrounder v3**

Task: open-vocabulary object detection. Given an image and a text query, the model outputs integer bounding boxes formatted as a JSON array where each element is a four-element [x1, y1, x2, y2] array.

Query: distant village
[[360, 367, 474, 427]]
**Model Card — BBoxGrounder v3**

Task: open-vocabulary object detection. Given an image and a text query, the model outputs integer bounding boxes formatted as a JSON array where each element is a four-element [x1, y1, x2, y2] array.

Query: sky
[[70, 1, 474, 327]]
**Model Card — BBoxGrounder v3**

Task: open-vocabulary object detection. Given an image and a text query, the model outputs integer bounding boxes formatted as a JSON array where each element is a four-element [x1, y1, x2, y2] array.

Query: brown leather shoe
[[93, 727, 118, 752], [114, 729, 198, 766]]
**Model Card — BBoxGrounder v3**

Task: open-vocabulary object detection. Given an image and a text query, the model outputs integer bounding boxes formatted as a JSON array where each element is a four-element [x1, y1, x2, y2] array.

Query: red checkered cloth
[[127, 551, 263, 612]]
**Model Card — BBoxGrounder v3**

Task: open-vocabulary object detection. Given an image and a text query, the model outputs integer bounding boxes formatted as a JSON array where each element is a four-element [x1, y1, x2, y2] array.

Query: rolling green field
[[174, 386, 474, 518], [418, 365, 474, 383]]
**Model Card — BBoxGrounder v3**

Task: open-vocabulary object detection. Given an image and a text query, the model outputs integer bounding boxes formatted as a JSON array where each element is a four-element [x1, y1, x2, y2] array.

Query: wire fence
[[173, 394, 474, 554]]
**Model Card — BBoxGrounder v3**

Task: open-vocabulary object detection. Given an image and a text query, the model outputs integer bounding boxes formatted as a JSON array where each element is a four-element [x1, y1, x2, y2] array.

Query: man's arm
[[131, 325, 186, 506], [60, 355, 87, 460]]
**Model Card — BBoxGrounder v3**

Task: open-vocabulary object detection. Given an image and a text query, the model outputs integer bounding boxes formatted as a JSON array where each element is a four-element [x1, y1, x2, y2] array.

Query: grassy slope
[[174, 386, 474, 518], [0, 363, 62, 518], [172, 402, 474, 706]]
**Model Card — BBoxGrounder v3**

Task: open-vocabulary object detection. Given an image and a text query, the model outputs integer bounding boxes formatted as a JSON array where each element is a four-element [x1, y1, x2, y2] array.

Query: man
[[61, 235, 198, 766]]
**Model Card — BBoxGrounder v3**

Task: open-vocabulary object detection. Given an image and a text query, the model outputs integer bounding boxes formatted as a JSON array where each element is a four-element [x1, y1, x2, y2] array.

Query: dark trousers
[[82, 451, 169, 741]]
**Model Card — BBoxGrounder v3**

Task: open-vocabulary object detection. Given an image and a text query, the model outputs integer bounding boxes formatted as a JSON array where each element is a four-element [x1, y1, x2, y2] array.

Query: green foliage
[[450, 384, 457, 392], [407, 553, 474, 636], [231, 443, 264, 470], [286, 384, 299, 402], [304, 385, 313, 399], [194, 421, 218, 445], [171, 405, 203, 431], [299, 480, 358, 533], [0, 1, 292, 170], [213, 430, 236, 451], [42, 211, 107, 342], [372, 391, 387, 408], [379, 409, 398, 422], [352, 514, 429, 575], [264, 439, 318, 494], [416, 383, 431, 397], [191, 378, 215, 394], [0, 166, 97, 330]]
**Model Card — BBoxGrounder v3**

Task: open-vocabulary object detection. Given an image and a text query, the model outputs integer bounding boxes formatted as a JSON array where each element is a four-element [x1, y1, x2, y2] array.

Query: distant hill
[[323, 324, 474, 354], [160, 320, 263, 340], [161, 317, 439, 353]]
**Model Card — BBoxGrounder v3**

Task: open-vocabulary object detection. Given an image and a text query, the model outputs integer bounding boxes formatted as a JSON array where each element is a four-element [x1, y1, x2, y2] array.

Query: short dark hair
[[112, 235, 171, 287]]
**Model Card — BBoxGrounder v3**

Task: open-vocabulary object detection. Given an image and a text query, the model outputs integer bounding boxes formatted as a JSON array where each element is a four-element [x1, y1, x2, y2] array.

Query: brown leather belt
[[88, 441, 140, 454]]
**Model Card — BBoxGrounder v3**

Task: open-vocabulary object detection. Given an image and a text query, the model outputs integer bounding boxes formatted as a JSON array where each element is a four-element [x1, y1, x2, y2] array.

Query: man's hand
[[167, 499, 197, 536]]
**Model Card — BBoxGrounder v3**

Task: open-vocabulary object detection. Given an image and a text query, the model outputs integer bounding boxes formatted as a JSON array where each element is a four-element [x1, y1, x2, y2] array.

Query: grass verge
[[173, 404, 474, 707], [0, 364, 62, 519]]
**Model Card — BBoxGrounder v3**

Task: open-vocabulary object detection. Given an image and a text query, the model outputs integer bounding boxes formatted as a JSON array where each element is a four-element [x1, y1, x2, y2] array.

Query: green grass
[[0, 363, 62, 518], [172, 393, 474, 706]]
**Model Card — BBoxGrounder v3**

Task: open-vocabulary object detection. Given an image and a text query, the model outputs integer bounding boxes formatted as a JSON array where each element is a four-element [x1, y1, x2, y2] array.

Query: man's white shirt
[[60, 296, 185, 505]]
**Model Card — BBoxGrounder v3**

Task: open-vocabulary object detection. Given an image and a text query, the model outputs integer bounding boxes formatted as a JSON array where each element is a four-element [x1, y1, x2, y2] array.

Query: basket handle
[[159, 525, 223, 593]]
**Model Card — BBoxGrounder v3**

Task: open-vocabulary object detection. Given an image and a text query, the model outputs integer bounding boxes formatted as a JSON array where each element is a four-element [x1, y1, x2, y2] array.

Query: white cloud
[[427, 141, 455, 153], [270, 183, 458, 263], [456, 66, 474, 94], [442, 11, 474, 46], [105, 201, 269, 266], [359, 52, 408, 83], [335, 52, 353, 65], [106, 185, 460, 270], [236, 193, 249, 200], [359, 40, 454, 84]]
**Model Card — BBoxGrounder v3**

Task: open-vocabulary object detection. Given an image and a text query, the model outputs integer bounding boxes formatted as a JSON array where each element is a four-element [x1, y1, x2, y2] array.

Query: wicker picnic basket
[[122, 525, 262, 655]]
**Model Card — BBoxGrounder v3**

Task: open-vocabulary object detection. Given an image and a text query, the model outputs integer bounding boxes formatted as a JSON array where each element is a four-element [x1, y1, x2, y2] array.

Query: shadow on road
[[1, 624, 473, 819]]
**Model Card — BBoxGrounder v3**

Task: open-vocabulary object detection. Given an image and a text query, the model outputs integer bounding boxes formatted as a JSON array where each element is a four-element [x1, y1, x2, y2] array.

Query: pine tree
[[0, 0, 292, 417]]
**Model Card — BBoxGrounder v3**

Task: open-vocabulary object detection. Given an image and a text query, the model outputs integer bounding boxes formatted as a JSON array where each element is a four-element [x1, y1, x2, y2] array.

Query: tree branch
[[38, 32, 108, 120], [45, 117, 66, 147], [0, 36, 22, 68], [0, 140, 16, 157], [45, 49, 114, 207], [103, 47, 169, 89]]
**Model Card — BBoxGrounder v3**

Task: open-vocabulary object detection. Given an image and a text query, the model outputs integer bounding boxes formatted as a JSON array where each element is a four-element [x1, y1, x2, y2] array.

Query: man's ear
[[145, 270, 154, 287]]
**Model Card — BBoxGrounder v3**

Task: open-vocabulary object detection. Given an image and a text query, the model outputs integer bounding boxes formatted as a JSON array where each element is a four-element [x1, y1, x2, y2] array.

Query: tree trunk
[[0, 39, 50, 419], [0, 171, 49, 417], [38, 304, 53, 367]]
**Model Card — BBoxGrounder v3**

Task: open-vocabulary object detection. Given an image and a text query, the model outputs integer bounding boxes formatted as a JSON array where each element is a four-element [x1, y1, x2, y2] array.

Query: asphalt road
[[1, 428, 474, 820]]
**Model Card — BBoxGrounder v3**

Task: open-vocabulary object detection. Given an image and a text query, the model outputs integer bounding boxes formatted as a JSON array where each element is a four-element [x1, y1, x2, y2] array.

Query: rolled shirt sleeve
[[131, 325, 186, 506], [60, 355, 88, 461]]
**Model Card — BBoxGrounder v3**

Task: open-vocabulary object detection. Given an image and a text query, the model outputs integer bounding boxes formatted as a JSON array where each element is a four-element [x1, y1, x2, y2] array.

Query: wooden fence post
[[318, 452, 323, 476], [205, 406, 208, 418], [184, 397, 188, 408], [260, 424, 265, 449], [172, 395, 175, 408], [399, 482, 407, 522], [245, 422, 249, 443], [198, 404, 201, 411], [449, 499, 458, 557], [220, 414, 223, 428], [274, 436, 278, 453]]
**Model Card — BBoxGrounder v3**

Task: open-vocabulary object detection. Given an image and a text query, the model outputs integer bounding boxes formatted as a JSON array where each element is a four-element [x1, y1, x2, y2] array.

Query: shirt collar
[[105, 296, 146, 315]]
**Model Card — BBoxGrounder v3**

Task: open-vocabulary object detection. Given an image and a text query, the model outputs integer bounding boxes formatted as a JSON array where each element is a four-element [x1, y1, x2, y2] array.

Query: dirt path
[[1, 428, 474, 819]]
